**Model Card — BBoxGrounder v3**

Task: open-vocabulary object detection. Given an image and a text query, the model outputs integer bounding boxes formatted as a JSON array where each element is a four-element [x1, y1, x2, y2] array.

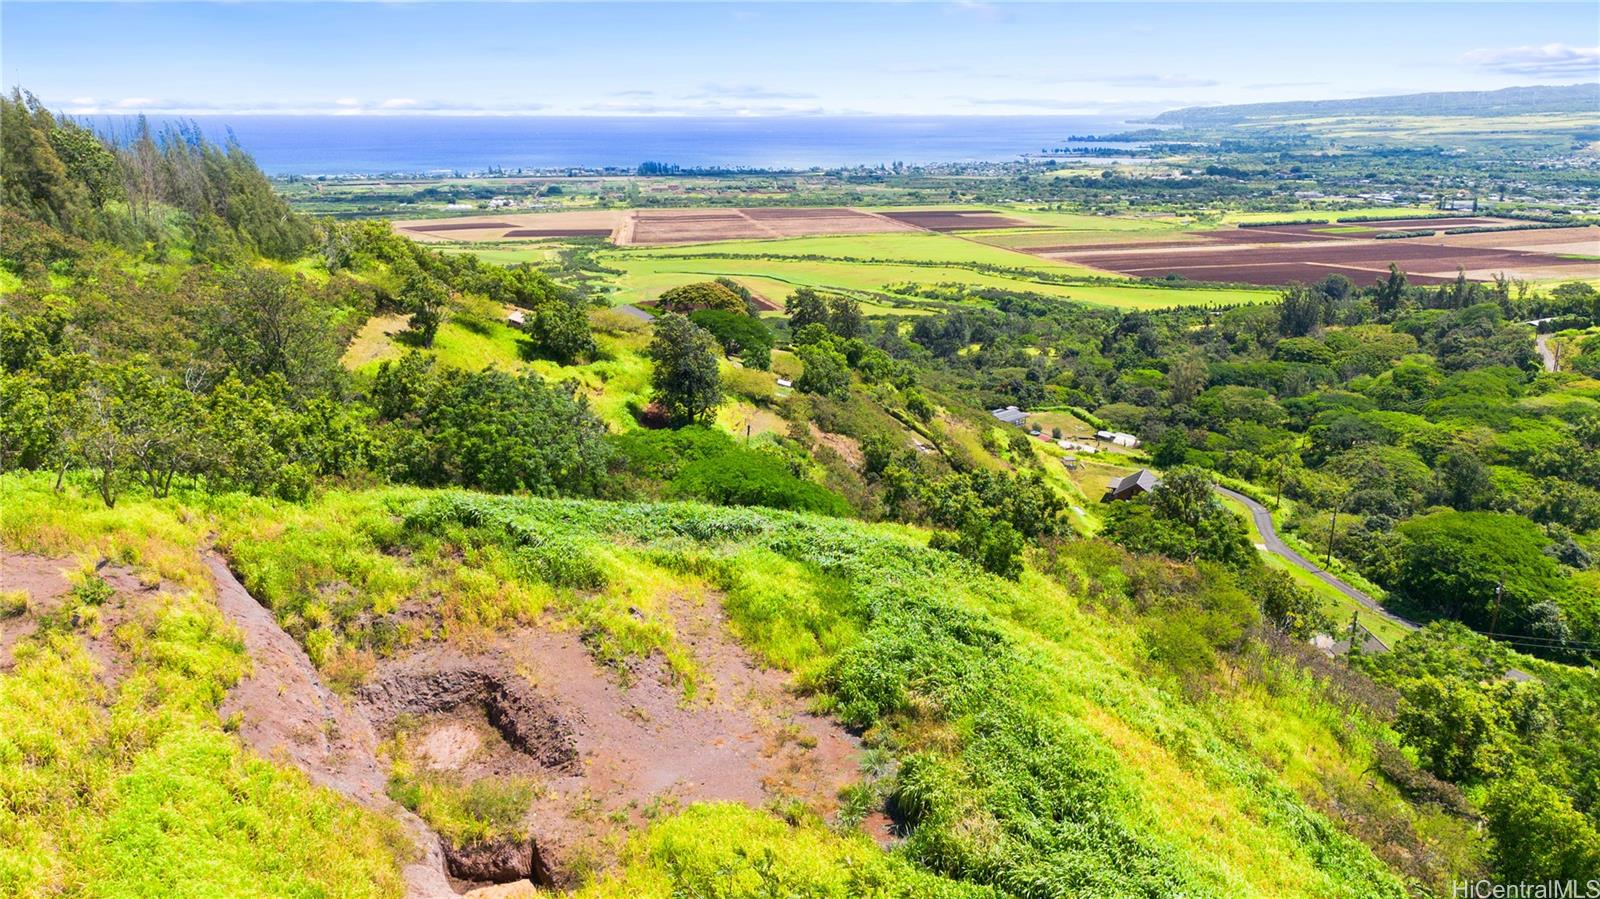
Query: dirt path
[[207, 556, 455, 898]]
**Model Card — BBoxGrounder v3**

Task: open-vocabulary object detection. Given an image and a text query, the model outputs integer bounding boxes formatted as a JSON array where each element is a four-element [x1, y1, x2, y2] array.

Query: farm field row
[[602, 252, 1277, 310], [1022, 219, 1600, 286]]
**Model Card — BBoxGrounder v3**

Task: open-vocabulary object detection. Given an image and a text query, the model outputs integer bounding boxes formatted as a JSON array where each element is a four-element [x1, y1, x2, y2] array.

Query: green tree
[[399, 262, 449, 349], [525, 295, 596, 364], [1484, 770, 1600, 883], [658, 281, 746, 315], [827, 295, 866, 340], [647, 314, 723, 426], [1428, 446, 1494, 510], [1103, 467, 1254, 567], [688, 309, 773, 370], [376, 363, 610, 496], [199, 268, 339, 392], [1393, 676, 1511, 782], [795, 344, 851, 398], [1392, 511, 1567, 630], [1150, 428, 1190, 468], [785, 287, 831, 333]]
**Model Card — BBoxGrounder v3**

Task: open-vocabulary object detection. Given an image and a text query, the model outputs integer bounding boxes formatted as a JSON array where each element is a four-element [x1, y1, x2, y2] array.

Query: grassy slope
[[2, 476, 1443, 896], [0, 480, 408, 899], [341, 309, 655, 430]]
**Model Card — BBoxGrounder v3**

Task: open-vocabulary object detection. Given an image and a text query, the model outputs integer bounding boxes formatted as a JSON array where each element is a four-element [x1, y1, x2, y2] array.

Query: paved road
[[1534, 334, 1557, 372], [1213, 485, 1419, 632], [1525, 318, 1558, 372]]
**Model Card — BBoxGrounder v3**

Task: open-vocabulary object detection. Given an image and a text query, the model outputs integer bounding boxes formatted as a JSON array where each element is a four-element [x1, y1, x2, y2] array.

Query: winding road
[[1526, 317, 1559, 373], [1213, 485, 1419, 633]]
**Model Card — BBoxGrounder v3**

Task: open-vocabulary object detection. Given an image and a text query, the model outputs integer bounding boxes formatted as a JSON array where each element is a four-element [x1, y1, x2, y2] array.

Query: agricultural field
[[1017, 218, 1600, 285]]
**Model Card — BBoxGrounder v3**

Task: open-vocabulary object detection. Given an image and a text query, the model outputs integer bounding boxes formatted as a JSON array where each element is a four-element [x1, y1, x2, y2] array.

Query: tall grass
[[0, 486, 408, 897], [2, 477, 1433, 894]]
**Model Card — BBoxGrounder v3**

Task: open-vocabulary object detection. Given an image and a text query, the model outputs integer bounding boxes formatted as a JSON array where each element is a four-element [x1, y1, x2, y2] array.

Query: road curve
[[1534, 334, 1557, 372], [1213, 485, 1419, 632], [1525, 318, 1558, 373]]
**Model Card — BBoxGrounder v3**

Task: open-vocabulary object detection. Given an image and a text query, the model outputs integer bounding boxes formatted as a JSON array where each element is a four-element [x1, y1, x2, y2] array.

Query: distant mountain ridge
[[1150, 82, 1600, 126]]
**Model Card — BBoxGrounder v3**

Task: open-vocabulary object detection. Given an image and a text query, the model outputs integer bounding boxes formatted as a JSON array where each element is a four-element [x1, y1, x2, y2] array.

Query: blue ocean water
[[84, 115, 1138, 176]]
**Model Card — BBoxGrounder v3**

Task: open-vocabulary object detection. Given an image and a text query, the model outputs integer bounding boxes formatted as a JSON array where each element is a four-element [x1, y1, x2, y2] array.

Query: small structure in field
[[991, 405, 1029, 426], [775, 378, 793, 389], [1060, 455, 1080, 471], [506, 309, 527, 328], [1095, 429, 1140, 448], [1059, 440, 1098, 454], [1103, 468, 1158, 502], [1311, 624, 1390, 658]]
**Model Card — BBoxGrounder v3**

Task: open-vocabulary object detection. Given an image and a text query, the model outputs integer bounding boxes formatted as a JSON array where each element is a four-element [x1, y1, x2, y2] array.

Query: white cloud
[[1243, 81, 1332, 91], [959, 97, 1100, 113], [690, 83, 815, 101], [1461, 43, 1599, 78], [378, 97, 417, 109]]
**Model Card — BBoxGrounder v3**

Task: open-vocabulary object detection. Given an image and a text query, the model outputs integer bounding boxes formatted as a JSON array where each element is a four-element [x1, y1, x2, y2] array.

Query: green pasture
[[603, 252, 1275, 311]]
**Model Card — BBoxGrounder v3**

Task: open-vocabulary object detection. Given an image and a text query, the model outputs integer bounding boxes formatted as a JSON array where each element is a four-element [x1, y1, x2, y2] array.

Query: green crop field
[[603, 251, 1275, 310]]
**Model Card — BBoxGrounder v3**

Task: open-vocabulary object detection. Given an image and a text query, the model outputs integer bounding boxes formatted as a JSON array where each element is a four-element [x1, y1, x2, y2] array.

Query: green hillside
[[5, 88, 1600, 897]]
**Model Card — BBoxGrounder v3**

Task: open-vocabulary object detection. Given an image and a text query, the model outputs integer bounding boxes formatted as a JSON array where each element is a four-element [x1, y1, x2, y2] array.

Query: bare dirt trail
[[207, 556, 456, 898]]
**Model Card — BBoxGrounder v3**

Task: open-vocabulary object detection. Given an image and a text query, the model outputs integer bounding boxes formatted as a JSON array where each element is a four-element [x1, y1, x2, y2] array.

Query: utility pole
[[1490, 580, 1504, 636], [1325, 495, 1342, 568], [1274, 451, 1286, 512]]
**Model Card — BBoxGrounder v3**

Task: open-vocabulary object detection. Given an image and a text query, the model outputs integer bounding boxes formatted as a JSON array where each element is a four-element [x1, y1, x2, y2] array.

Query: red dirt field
[[626, 207, 916, 245], [502, 228, 613, 238], [407, 221, 520, 233], [878, 209, 1030, 231], [1031, 219, 1600, 286]]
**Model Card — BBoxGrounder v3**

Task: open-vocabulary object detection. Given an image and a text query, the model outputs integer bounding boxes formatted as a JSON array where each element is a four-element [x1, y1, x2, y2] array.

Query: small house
[[506, 309, 527, 328], [1103, 469, 1159, 503], [1095, 429, 1140, 448], [776, 378, 793, 389], [991, 405, 1028, 426]]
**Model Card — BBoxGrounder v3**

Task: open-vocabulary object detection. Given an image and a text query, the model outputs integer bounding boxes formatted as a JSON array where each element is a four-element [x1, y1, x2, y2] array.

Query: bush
[[672, 450, 849, 516]]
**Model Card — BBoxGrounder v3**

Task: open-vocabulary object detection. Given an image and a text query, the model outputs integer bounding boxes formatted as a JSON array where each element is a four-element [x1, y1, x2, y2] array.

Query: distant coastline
[[76, 114, 1140, 177]]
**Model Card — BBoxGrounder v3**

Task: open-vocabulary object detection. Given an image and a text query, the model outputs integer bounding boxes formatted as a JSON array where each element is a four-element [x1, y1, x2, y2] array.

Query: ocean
[[82, 115, 1141, 177]]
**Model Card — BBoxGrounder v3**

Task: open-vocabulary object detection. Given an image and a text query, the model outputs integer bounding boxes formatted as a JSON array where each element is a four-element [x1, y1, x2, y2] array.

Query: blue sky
[[3, 1, 1597, 116]]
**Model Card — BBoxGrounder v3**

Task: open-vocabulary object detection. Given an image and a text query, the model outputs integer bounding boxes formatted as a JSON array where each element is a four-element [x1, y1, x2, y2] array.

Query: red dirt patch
[[627, 207, 915, 245], [0, 552, 73, 670], [879, 209, 1029, 231], [359, 589, 865, 886], [208, 556, 456, 898]]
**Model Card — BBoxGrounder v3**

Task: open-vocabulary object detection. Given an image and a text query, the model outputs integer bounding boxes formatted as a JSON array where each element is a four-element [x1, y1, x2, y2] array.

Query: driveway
[[1213, 485, 1419, 631]]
